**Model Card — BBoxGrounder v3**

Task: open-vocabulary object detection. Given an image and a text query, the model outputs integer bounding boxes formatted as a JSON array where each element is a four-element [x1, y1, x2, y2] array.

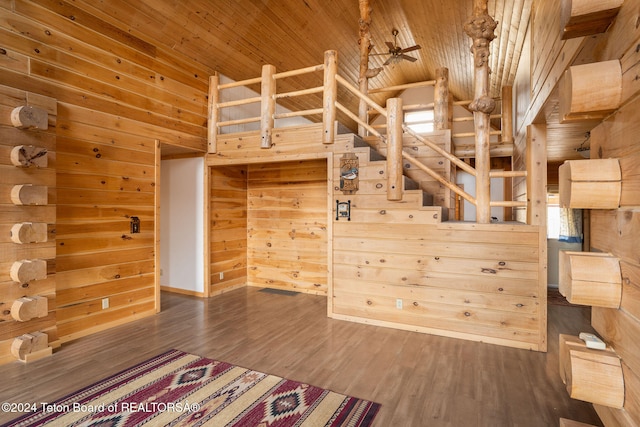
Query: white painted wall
[[160, 157, 204, 293], [218, 74, 312, 134], [160, 74, 310, 294], [456, 171, 505, 222]]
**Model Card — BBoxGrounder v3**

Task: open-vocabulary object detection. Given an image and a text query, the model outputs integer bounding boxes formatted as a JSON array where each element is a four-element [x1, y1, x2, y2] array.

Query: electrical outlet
[[219, 272, 224, 280], [102, 298, 109, 309], [396, 298, 403, 310]]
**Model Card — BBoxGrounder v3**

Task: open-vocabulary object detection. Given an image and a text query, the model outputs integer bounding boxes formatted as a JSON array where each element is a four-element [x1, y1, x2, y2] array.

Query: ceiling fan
[[371, 29, 421, 66]]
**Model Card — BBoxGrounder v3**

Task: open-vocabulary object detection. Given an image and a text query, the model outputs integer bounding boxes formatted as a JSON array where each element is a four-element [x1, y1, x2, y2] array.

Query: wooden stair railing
[[207, 49, 526, 218]]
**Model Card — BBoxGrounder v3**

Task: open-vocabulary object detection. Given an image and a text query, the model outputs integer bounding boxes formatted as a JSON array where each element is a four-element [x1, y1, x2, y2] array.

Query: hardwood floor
[[0, 288, 602, 426]]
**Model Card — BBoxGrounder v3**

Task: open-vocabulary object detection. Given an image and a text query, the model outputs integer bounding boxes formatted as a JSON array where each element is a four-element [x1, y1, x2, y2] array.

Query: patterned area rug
[[4, 349, 380, 427]]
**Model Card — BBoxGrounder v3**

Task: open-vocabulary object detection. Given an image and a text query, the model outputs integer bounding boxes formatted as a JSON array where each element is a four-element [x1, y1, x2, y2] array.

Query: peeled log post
[[387, 98, 403, 201], [323, 50, 338, 144], [434, 67, 451, 131], [464, 0, 497, 224], [357, 0, 382, 136], [260, 64, 276, 149]]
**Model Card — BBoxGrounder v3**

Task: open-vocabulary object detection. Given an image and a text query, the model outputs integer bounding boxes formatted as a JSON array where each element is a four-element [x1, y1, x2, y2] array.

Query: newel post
[[464, 0, 497, 224], [434, 67, 451, 131], [207, 73, 219, 154], [323, 50, 338, 145], [387, 97, 404, 201], [261, 64, 276, 149]]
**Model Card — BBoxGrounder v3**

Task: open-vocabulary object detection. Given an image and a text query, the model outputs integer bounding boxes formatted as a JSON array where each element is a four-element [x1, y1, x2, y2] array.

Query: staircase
[[338, 134, 447, 224]]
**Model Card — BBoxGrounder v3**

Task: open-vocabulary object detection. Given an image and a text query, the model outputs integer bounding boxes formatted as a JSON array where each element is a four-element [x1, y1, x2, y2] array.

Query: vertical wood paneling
[[247, 160, 328, 295]]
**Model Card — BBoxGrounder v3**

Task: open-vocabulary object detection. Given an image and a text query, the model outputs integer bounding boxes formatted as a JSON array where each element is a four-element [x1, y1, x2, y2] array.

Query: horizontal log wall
[[0, 86, 58, 364], [0, 0, 210, 348], [590, 79, 640, 425], [532, 0, 640, 423]]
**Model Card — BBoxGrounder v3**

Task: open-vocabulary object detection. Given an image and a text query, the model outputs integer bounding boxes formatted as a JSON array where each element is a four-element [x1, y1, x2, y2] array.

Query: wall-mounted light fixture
[[336, 200, 351, 221]]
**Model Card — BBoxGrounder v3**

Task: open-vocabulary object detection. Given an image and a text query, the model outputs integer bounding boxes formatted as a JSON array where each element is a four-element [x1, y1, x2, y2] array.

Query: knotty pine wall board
[[209, 165, 248, 295], [210, 124, 332, 165], [246, 159, 328, 295], [0, 0, 216, 344], [9, 0, 210, 91], [0, 85, 58, 363], [56, 263, 154, 300], [330, 142, 544, 350]]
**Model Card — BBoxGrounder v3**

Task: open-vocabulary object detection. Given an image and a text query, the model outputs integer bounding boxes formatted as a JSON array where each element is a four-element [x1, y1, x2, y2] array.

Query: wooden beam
[[10, 145, 48, 168], [559, 60, 622, 122], [464, 0, 497, 224], [11, 105, 48, 130], [10, 222, 48, 244], [526, 124, 547, 226], [559, 159, 621, 209], [10, 185, 48, 205], [561, 0, 623, 39]]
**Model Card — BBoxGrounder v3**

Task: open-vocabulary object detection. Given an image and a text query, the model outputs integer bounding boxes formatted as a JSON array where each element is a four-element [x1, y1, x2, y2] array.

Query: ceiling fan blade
[[385, 41, 395, 50], [400, 54, 418, 62], [400, 45, 421, 54], [383, 56, 394, 66]]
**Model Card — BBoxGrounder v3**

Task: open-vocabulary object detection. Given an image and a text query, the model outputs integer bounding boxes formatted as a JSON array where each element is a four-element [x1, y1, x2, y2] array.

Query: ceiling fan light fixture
[[371, 28, 421, 66]]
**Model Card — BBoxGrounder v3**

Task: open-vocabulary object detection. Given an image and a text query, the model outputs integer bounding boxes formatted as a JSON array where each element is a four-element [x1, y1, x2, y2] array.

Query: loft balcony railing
[[207, 50, 527, 220]]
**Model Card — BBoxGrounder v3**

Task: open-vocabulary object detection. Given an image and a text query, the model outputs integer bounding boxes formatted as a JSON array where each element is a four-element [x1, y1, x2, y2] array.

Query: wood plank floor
[[0, 288, 603, 426]]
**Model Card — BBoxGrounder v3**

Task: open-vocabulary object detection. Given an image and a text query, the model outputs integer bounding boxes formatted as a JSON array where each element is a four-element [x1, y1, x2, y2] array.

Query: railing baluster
[[261, 64, 276, 149], [323, 50, 338, 145]]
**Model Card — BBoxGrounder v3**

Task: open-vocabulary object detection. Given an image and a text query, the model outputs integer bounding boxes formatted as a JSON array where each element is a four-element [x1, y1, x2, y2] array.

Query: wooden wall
[[209, 165, 247, 295], [247, 160, 328, 295], [0, 87, 58, 364], [530, 0, 640, 423], [587, 3, 640, 418], [54, 106, 158, 342], [0, 0, 210, 350], [331, 143, 545, 350]]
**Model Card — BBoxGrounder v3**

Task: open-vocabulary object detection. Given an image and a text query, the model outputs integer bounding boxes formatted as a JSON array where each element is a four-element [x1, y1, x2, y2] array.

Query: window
[[404, 110, 434, 134], [547, 193, 560, 239]]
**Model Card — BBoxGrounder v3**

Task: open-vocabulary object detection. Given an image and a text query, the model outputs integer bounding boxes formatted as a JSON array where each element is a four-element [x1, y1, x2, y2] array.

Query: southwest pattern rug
[[4, 349, 380, 427]]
